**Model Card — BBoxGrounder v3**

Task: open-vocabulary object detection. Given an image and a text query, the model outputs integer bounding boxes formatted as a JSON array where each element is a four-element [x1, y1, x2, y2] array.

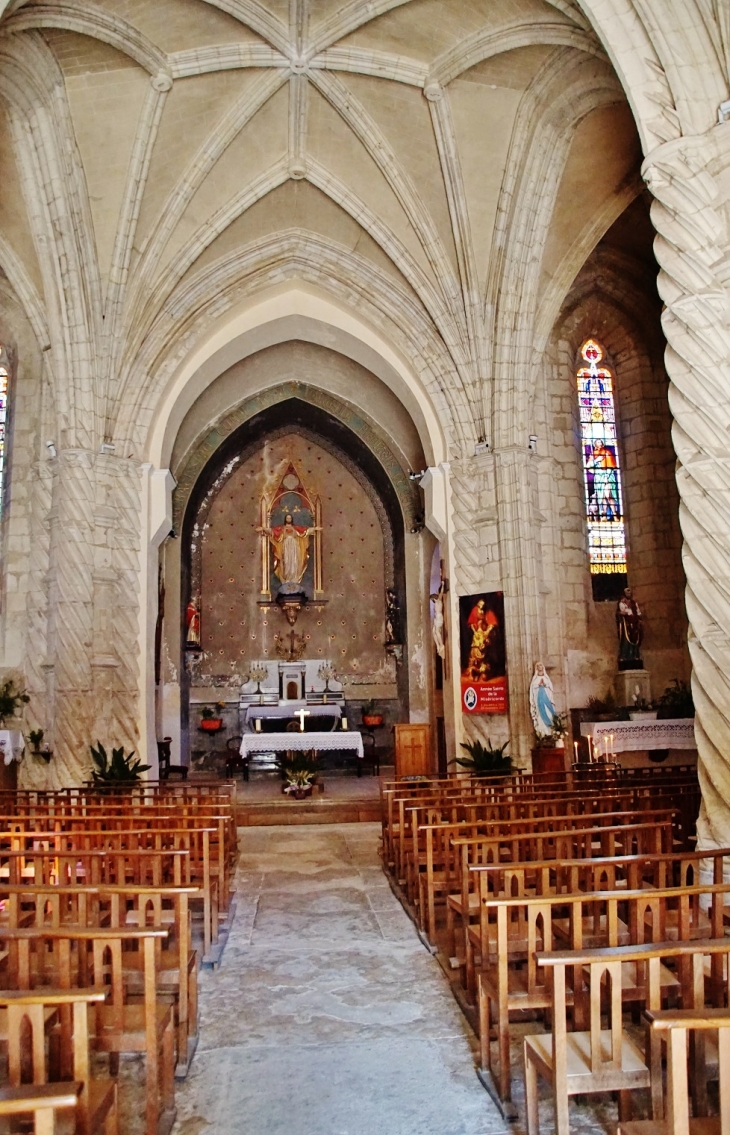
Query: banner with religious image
[[458, 591, 508, 714]]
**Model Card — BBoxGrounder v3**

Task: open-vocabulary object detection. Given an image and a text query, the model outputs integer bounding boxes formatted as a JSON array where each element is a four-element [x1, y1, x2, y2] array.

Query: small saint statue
[[185, 597, 201, 649], [616, 586, 643, 670], [258, 513, 321, 593], [530, 662, 556, 739], [430, 581, 446, 659], [385, 588, 401, 645]]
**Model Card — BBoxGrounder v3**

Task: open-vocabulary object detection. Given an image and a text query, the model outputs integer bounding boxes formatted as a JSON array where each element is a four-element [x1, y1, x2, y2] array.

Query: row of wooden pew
[[381, 764, 730, 1133], [0, 779, 238, 1135]]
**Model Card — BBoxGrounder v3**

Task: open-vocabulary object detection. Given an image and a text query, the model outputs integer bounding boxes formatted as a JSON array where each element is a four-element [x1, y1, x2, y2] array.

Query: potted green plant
[[361, 699, 383, 728], [656, 679, 694, 720], [90, 742, 151, 785], [0, 679, 30, 727], [28, 728, 52, 762], [453, 737, 512, 777], [200, 702, 224, 732]]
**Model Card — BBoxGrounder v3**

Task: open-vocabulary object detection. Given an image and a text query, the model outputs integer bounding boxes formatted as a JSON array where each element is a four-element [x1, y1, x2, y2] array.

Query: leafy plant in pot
[[277, 752, 319, 799], [361, 699, 383, 728], [0, 679, 30, 727], [656, 679, 694, 720], [200, 703, 224, 732], [454, 737, 512, 777], [90, 742, 151, 785], [28, 728, 52, 762]]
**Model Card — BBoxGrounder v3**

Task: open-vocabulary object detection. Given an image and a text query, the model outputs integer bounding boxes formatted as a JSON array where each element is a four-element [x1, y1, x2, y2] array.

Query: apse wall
[[195, 432, 389, 684]]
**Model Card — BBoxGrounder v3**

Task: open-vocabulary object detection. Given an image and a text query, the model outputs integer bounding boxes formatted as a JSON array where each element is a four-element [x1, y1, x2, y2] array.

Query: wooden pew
[[415, 816, 675, 942], [0, 1082, 83, 1134], [0, 989, 117, 1134], [0, 829, 220, 964], [0, 927, 175, 1135], [0, 882, 200, 1078], [618, 1007, 730, 1135], [479, 882, 730, 1105], [448, 845, 730, 980], [524, 938, 730, 1135]]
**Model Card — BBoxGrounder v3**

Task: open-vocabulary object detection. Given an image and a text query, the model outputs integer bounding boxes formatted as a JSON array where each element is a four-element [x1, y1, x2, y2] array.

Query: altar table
[[243, 704, 341, 732], [0, 730, 25, 765], [239, 730, 364, 760], [581, 718, 696, 752]]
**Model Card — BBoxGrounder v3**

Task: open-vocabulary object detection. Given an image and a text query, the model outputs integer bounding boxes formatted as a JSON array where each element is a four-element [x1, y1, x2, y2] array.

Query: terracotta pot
[[362, 714, 383, 727], [200, 718, 222, 732]]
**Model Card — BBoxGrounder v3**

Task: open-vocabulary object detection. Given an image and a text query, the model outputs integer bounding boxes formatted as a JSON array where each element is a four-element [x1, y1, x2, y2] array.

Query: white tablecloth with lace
[[580, 718, 696, 751], [0, 730, 25, 765], [239, 731, 364, 759]]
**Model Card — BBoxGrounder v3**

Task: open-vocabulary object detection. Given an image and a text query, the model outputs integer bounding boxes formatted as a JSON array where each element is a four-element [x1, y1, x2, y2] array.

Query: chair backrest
[[156, 739, 171, 779]]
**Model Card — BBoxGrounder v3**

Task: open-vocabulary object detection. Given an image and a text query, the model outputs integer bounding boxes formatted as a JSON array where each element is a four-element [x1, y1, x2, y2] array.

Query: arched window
[[577, 339, 627, 601]]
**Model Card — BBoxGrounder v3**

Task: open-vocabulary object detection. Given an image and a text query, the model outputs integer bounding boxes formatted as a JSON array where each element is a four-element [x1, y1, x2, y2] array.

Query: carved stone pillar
[[494, 448, 544, 766], [643, 133, 730, 847], [45, 449, 96, 786]]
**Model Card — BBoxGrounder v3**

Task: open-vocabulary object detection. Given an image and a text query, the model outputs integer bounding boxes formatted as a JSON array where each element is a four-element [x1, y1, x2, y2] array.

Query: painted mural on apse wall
[[459, 592, 508, 714]]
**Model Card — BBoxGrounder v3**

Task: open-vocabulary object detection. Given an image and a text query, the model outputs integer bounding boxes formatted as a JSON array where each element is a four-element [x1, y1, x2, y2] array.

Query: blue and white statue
[[530, 662, 556, 739]]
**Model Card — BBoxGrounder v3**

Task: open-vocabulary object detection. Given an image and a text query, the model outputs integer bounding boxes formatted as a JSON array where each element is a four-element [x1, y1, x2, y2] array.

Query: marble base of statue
[[614, 669, 651, 708]]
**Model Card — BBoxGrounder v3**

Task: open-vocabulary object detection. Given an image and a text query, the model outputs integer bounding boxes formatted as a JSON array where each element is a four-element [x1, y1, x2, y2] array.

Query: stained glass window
[[0, 354, 8, 521], [577, 339, 628, 602]]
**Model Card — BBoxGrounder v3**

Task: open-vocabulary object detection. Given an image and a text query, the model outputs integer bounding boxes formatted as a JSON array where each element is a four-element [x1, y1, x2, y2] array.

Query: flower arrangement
[[0, 679, 30, 727], [278, 752, 319, 798]]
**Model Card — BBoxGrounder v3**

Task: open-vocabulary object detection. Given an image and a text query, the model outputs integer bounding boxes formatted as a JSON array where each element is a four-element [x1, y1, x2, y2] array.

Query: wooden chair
[[225, 736, 246, 780], [0, 1082, 82, 1134], [0, 927, 174, 1135], [156, 739, 187, 782], [524, 938, 730, 1135], [618, 1007, 730, 1135], [0, 989, 118, 1135]]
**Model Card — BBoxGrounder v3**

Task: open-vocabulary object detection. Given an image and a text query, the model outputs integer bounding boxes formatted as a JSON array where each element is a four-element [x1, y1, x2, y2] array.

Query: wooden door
[[394, 724, 432, 778]]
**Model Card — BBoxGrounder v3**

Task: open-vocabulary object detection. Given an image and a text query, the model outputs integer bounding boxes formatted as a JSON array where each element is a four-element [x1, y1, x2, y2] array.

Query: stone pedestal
[[614, 669, 651, 708]]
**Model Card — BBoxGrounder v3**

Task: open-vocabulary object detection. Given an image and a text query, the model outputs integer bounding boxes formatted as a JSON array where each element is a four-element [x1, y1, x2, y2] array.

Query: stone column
[[45, 448, 96, 786], [494, 447, 544, 767], [643, 132, 730, 847]]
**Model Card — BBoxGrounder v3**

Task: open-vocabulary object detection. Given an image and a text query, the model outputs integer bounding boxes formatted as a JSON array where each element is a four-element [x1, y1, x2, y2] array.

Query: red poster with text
[[458, 591, 508, 714]]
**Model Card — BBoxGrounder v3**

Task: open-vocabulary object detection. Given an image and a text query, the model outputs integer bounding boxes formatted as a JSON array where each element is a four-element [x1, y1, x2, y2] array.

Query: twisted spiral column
[[107, 457, 142, 759], [448, 456, 489, 595], [644, 135, 730, 847], [18, 458, 56, 790], [45, 449, 96, 786]]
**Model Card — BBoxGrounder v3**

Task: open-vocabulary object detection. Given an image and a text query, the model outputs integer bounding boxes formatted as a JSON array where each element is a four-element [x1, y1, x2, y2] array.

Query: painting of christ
[[458, 591, 508, 714]]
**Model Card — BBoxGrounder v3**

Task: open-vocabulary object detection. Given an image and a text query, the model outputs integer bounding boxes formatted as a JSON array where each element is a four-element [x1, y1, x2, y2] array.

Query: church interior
[[0, 0, 727, 1131]]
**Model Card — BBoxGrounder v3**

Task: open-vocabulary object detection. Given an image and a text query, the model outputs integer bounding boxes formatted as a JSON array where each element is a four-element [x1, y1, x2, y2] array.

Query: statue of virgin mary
[[529, 662, 557, 739]]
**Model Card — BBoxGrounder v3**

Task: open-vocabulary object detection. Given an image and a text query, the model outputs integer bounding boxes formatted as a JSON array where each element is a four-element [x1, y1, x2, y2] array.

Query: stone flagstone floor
[[171, 822, 511, 1135]]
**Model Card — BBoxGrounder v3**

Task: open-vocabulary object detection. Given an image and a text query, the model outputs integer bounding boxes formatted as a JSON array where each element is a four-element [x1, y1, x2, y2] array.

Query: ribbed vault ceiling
[[0, 0, 644, 451]]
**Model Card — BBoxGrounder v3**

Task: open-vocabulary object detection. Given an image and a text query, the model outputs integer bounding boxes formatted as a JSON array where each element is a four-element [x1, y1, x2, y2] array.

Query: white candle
[[342, 716, 348, 730], [573, 741, 579, 764], [255, 719, 261, 733]]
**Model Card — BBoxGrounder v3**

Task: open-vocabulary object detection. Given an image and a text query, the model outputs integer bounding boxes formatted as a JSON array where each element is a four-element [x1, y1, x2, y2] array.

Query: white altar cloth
[[580, 718, 696, 752], [240, 731, 364, 760], [243, 704, 341, 732], [0, 730, 25, 765]]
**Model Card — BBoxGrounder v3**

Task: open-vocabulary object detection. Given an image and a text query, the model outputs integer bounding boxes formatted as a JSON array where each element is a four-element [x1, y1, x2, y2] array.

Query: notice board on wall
[[458, 591, 508, 714]]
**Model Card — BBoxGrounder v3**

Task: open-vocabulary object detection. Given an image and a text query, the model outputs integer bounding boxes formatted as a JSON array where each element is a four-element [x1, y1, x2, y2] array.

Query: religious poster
[[458, 591, 508, 714]]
